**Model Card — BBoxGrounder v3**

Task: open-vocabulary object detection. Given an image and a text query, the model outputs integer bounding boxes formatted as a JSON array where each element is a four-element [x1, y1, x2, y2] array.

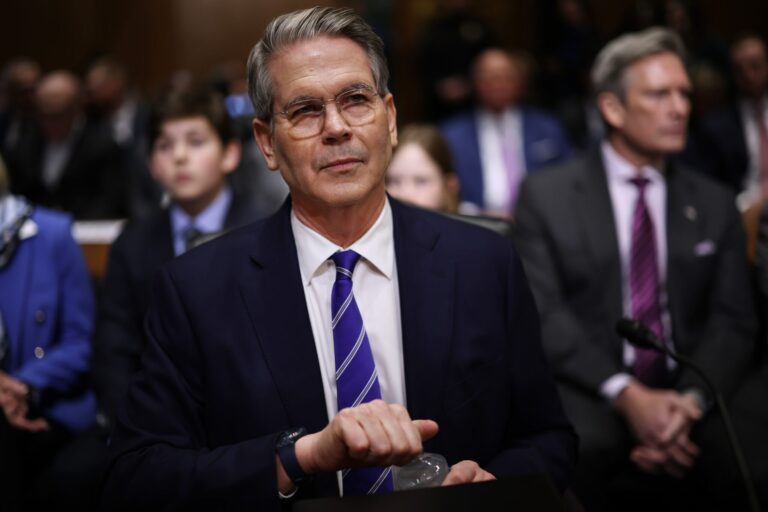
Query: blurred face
[[36, 72, 81, 141], [600, 51, 691, 162], [386, 143, 448, 210], [150, 116, 240, 215], [253, 36, 397, 215], [731, 37, 768, 99], [473, 50, 525, 112]]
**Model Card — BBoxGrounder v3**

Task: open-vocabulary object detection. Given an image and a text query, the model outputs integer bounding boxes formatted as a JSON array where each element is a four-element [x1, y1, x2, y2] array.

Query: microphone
[[615, 318, 761, 512]]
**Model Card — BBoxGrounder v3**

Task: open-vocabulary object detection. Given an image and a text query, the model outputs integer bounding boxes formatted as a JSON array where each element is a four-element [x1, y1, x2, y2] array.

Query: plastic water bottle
[[393, 452, 449, 491]]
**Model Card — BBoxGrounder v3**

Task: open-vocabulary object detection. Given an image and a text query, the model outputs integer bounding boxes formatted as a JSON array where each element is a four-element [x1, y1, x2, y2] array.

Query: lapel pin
[[684, 205, 697, 221]]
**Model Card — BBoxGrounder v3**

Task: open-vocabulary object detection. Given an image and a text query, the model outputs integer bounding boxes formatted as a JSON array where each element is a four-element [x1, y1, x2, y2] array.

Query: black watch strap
[[276, 427, 310, 485]]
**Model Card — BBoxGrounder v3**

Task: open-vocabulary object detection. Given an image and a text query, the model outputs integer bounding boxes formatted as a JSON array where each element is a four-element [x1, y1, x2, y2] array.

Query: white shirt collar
[[291, 198, 394, 286], [601, 140, 664, 186]]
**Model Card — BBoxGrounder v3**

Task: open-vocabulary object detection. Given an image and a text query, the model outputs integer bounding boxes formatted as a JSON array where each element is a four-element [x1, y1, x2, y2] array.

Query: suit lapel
[[391, 200, 454, 423], [573, 152, 624, 346], [151, 211, 175, 263], [238, 201, 328, 433], [665, 165, 701, 350]]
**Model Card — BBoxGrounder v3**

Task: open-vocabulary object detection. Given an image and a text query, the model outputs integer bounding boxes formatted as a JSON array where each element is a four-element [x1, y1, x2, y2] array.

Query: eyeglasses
[[273, 84, 382, 138]]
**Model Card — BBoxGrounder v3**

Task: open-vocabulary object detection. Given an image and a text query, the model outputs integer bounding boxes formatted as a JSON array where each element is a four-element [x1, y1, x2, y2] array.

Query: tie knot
[[183, 225, 204, 251], [629, 177, 650, 194], [331, 249, 361, 279]]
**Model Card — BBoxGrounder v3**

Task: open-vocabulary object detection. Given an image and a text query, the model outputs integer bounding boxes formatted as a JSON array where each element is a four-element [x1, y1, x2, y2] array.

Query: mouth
[[320, 158, 363, 172]]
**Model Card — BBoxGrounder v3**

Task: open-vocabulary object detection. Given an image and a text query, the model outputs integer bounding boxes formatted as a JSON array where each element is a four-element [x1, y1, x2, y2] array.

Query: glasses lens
[[283, 87, 379, 138], [337, 89, 377, 125]]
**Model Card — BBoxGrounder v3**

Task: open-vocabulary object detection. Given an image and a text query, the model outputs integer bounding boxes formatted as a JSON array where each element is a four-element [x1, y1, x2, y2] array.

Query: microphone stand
[[667, 351, 760, 512], [617, 320, 761, 512]]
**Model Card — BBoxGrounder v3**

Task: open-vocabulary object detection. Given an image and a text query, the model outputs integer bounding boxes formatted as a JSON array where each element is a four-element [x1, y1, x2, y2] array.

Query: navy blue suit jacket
[[102, 198, 576, 511], [440, 108, 571, 211]]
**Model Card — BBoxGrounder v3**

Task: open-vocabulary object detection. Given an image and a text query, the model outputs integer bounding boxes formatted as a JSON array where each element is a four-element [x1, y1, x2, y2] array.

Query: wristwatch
[[276, 427, 310, 485]]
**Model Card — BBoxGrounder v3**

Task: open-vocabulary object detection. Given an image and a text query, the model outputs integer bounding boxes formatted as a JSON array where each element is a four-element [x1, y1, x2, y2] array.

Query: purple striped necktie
[[628, 177, 669, 387], [330, 250, 394, 495]]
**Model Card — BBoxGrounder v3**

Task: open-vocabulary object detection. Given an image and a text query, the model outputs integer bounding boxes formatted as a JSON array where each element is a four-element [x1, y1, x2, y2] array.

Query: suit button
[[35, 310, 46, 324], [34, 347, 45, 359]]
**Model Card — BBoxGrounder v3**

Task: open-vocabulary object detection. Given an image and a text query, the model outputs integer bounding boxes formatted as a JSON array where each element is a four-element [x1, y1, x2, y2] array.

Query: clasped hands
[[277, 399, 495, 493], [0, 371, 50, 432], [614, 382, 703, 479]]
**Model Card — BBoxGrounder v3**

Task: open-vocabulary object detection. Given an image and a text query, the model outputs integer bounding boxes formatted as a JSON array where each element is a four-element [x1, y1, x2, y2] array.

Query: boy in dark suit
[[92, 85, 265, 428]]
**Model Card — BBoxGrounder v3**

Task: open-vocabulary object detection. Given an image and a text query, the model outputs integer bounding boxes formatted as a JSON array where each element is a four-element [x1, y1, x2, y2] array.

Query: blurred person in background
[[0, 58, 41, 156], [92, 84, 265, 432], [3, 70, 128, 219], [0, 154, 97, 511], [441, 48, 570, 218], [515, 27, 764, 510], [698, 33, 768, 210], [416, 0, 498, 122], [386, 123, 459, 213]]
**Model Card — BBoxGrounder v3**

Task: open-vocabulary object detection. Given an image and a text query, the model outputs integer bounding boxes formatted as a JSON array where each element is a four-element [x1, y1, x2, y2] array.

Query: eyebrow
[[282, 82, 375, 111]]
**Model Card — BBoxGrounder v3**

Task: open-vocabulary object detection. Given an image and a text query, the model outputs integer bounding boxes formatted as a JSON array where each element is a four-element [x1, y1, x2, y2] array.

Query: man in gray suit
[[515, 27, 758, 510]]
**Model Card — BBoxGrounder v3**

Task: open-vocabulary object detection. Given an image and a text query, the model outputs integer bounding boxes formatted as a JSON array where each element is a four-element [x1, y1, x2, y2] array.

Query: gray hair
[[246, 6, 390, 122], [591, 27, 686, 100]]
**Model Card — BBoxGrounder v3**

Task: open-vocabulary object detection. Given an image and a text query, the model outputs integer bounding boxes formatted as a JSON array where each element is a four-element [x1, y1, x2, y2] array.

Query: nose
[[172, 141, 188, 163], [670, 90, 691, 119], [321, 101, 351, 143]]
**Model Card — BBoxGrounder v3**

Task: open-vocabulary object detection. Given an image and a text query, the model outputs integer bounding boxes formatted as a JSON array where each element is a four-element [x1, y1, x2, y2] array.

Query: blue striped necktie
[[330, 250, 394, 495]]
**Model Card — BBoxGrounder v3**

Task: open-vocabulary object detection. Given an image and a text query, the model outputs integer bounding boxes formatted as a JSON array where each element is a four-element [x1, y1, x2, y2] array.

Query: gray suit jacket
[[513, 150, 756, 401]]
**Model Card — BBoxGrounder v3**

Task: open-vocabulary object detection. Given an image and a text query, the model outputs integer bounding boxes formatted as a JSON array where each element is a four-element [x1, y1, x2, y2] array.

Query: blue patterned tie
[[330, 250, 394, 495]]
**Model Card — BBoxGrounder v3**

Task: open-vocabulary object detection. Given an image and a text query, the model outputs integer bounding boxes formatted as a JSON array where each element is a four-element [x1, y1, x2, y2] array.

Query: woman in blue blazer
[[0, 160, 96, 509]]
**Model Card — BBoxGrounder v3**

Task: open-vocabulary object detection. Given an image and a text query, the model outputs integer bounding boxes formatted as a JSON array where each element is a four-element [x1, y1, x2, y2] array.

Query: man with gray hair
[[515, 27, 758, 509], [102, 6, 576, 510]]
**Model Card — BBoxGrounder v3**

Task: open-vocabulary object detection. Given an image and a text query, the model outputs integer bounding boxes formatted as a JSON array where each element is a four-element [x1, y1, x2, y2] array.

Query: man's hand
[[0, 371, 50, 432], [613, 381, 701, 447], [294, 400, 438, 476], [630, 430, 701, 479], [441, 460, 496, 486]]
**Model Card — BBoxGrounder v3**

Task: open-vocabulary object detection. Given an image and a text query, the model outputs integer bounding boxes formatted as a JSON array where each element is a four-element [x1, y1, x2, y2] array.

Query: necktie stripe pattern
[[330, 250, 394, 495], [629, 178, 669, 386]]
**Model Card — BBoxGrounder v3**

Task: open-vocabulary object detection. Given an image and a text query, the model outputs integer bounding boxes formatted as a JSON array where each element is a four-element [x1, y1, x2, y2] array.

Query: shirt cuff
[[600, 373, 634, 402]]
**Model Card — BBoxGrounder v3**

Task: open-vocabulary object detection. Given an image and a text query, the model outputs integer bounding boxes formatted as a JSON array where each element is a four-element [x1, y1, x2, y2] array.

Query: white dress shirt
[[291, 198, 406, 495], [599, 141, 676, 400], [737, 95, 768, 210], [291, 198, 406, 420], [476, 107, 525, 214]]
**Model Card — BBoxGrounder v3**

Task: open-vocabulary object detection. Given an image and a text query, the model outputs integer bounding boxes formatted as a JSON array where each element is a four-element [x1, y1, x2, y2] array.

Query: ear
[[252, 118, 280, 170], [383, 93, 398, 147], [597, 92, 625, 131], [220, 140, 242, 175]]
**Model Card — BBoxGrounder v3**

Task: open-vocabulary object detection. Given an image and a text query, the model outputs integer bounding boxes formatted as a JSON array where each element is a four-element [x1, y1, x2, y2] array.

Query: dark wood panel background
[[2, 0, 767, 121]]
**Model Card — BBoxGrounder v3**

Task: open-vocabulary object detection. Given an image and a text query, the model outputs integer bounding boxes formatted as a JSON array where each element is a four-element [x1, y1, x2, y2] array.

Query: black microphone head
[[615, 318, 661, 351]]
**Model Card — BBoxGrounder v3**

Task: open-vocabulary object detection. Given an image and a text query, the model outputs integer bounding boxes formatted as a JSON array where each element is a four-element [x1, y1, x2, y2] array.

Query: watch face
[[278, 427, 307, 448]]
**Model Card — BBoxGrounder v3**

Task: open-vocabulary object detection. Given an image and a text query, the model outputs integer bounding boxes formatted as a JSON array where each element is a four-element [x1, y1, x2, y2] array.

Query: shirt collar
[[170, 185, 232, 237], [477, 106, 521, 124], [291, 198, 394, 285], [601, 140, 664, 186]]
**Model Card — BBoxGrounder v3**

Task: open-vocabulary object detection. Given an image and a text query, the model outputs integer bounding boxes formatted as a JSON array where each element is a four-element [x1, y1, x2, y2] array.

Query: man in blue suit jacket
[[102, 7, 576, 511], [441, 48, 571, 217]]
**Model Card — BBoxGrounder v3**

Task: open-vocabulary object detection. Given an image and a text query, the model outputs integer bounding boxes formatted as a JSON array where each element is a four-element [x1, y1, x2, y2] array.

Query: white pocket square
[[693, 240, 716, 256]]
